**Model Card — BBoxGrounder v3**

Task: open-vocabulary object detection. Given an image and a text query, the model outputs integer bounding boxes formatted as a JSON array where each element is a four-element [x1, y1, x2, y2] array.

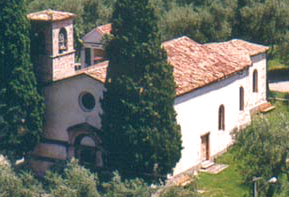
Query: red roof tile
[[53, 61, 108, 84], [162, 36, 269, 95], [95, 24, 112, 36], [27, 10, 75, 21], [79, 61, 108, 83], [57, 36, 269, 97]]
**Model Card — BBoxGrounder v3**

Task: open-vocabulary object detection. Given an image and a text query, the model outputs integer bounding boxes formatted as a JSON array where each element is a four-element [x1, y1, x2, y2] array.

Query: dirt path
[[269, 81, 289, 93]]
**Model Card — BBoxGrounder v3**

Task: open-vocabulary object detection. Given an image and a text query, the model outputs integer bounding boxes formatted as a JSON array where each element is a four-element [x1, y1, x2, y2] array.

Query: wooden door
[[201, 134, 210, 161]]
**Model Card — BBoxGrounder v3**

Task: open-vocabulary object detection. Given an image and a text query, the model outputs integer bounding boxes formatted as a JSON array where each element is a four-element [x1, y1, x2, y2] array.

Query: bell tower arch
[[28, 10, 76, 84]]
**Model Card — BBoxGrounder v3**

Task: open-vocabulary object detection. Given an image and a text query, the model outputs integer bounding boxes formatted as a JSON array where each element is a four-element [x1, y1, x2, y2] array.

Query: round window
[[79, 92, 96, 111]]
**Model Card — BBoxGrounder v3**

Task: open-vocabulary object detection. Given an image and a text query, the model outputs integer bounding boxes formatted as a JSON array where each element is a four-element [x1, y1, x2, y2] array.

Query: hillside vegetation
[[26, 0, 289, 64]]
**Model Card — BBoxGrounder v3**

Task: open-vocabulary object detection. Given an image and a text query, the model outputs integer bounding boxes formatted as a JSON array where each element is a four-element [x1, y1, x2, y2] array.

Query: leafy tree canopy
[[101, 0, 182, 183], [233, 113, 289, 197], [26, 0, 289, 63], [0, 0, 45, 160]]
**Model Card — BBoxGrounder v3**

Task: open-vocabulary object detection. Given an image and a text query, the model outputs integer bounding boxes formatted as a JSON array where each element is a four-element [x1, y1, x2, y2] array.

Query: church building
[[27, 10, 269, 177]]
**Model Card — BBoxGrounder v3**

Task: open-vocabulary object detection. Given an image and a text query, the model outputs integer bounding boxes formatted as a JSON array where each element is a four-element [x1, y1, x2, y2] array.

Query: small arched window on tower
[[59, 28, 67, 54], [218, 105, 225, 130], [239, 86, 244, 111], [253, 69, 258, 92]]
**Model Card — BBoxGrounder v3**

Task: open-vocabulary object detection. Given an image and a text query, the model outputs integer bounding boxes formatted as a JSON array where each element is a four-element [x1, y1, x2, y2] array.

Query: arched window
[[218, 105, 225, 130], [253, 69, 258, 92], [239, 86, 244, 111], [59, 28, 67, 54]]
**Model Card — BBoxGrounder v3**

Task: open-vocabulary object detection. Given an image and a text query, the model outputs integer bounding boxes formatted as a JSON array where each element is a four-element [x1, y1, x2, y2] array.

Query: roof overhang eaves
[[250, 49, 270, 57], [49, 73, 105, 85], [67, 122, 99, 132], [175, 66, 250, 97], [27, 10, 75, 22]]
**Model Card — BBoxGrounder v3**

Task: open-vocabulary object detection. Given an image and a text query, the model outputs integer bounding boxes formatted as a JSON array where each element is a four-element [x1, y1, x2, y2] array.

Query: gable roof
[[96, 24, 112, 36], [27, 10, 75, 22], [82, 24, 112, 42], [53, 61, 108, 84], [77, 61, 108, 83], [163, 36, 269, 95], [56, 36, 269, 97]]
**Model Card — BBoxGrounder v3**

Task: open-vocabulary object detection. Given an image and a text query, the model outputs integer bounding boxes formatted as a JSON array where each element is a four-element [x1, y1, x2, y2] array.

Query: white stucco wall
[[81, 30, 103, 67], [31, 75, 104, 174], [172, 53, 267, 175], [82, 29, 102, 44], [43, 75, 104, 141], [32, 51, 267, 176]]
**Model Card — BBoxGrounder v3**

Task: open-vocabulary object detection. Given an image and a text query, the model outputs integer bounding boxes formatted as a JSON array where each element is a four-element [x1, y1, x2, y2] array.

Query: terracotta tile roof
[[205, 39, 269, 58], [162, 36, 269, 95], [78, 61, 108, 83], [95, 24, 111, 36], [27, 10, 75, 21], [53, 61, 108, 84], [56, 36, 269, 97]]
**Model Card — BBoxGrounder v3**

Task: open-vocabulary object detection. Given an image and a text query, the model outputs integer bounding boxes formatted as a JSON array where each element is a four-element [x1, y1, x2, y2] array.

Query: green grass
[[268, 92, 289, 115], [268, 91, 287, 99], [195, 100, 289, 197], [268, 58, 287, 71], [197, 151, 249, 197]]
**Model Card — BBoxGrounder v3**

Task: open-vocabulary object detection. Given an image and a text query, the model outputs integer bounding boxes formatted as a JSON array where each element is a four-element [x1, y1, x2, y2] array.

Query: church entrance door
[[75, 135, 97, 170], [201, 133, 210, 161]]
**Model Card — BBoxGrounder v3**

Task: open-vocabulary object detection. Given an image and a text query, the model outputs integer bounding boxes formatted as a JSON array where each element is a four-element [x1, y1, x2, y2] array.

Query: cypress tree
[[0, 0, 45, 160], [101, 0, 182, 182]]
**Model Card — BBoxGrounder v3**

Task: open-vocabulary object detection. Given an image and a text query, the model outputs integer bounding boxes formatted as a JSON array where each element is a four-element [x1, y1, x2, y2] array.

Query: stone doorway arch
[[67, 123, 103, 170]]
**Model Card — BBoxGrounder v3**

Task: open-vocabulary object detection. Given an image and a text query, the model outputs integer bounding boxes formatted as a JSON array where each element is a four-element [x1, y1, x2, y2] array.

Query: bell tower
[[28, 10, 76, 84]]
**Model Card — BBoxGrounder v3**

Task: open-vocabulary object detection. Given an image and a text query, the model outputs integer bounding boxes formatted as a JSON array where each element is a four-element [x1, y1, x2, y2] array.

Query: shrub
[[0, 159, 43, 197], [102, 171, 153, 197], [45, 158, 101, 197]]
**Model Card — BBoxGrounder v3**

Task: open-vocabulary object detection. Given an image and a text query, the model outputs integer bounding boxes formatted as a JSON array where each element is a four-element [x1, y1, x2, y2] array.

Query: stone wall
[[51, 19, 75, 81], [52, 52, 75, 80], [52, 19, 74, 56]]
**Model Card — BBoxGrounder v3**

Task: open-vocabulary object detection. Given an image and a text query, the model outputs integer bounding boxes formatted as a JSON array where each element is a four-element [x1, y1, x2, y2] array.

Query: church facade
[[27, 10, 269, 176]]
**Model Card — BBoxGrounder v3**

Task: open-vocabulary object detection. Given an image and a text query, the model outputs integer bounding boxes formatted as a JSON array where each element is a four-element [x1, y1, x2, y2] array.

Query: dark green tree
[[176, 0, 212, 6], [0, 0, 45, 160], [233, 0, 289, 51], [101, 0, 182, 182], [160, 2, 233, 43], [159, 5, 205, 42], [82, 0, 113, 33], [198, 2, 234, 42]]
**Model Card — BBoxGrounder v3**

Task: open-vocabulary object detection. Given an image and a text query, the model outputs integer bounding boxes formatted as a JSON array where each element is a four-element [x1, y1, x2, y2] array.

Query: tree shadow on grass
[[268, 68, 289, 82]]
